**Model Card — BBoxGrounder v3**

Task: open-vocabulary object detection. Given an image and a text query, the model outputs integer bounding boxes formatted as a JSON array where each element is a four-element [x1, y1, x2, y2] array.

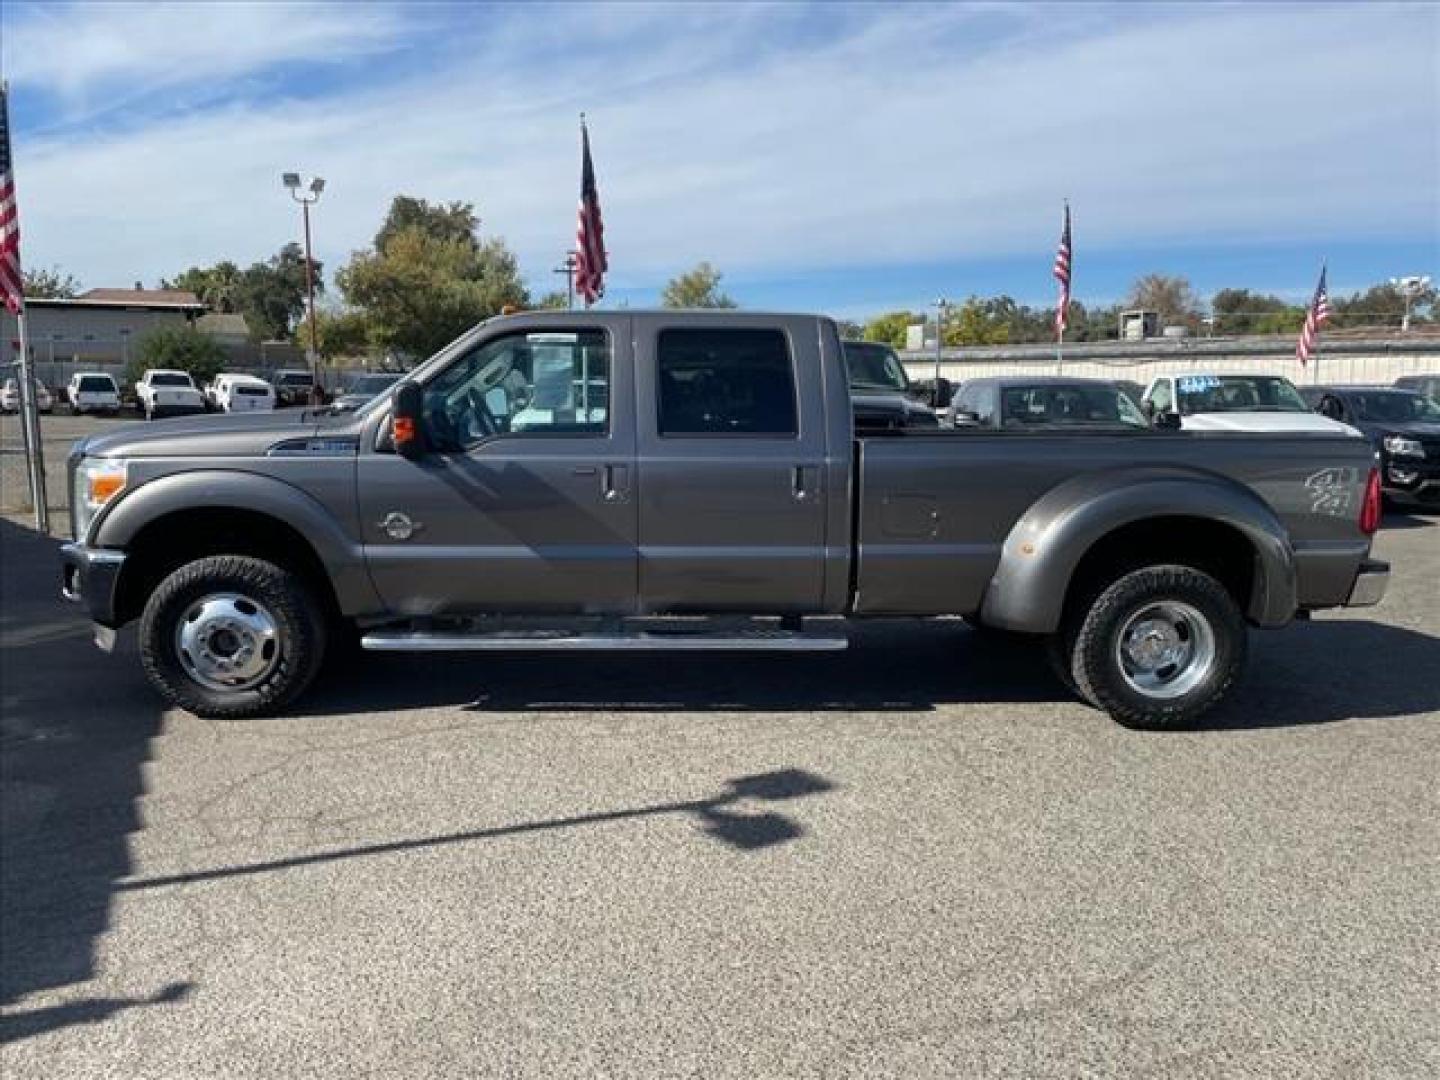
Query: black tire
[[1058, 564, 1246, 729], [139, 555, 327, 718]]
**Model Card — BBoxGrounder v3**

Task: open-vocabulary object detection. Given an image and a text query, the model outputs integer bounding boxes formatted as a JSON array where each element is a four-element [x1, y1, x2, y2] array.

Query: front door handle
[[602, 463, 630, 503], [792, 465, 820, 501]]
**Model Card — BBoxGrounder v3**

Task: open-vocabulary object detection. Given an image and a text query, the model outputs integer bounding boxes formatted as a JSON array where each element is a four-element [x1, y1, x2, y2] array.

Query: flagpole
[[15, 301, 49, 533]]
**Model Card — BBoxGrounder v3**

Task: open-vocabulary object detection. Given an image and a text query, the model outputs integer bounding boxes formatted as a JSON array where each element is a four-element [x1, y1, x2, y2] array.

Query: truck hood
[[79, 409, 331, 459], [1182, 411, 1360, 436]]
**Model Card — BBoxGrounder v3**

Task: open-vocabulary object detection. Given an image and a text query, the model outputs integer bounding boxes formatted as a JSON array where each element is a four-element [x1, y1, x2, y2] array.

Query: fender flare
[[93, 469, 382, 617], [980, 466, 1296, 633]]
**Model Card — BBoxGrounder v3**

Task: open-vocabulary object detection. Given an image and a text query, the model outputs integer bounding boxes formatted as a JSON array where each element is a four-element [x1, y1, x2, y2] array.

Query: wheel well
[[1063, 516, 1258, 624], [115, 508, 338, 626]]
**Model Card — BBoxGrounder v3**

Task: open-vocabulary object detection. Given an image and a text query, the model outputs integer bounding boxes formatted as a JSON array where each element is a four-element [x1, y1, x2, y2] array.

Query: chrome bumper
[[1345, 558, 1389, 608]]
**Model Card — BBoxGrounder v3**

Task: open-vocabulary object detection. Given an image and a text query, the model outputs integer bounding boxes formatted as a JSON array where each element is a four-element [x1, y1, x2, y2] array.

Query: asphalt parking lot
[[2, 425, 1439, 1078]]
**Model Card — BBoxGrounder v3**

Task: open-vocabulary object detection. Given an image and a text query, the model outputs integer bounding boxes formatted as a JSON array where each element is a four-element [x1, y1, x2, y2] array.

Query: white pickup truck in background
[[65, 372, 122, 415], [1142, 373, 1359, 435], [135, 369, 207, 420]]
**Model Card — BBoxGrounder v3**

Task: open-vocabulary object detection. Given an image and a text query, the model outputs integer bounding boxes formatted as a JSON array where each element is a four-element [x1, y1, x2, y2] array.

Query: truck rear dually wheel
[[1058, 564, 1246, 729], [139, 555, 327, 718]]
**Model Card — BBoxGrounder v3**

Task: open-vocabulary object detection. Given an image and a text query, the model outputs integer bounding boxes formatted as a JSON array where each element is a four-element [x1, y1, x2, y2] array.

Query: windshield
[[1000, 385, 1149, 428], [349, 374, 402, 395], [78, 376, 115, 392], [150, 373, 193, 387], [1177, 375, 1308, 414], [1348, 391, 1440, 423], [844, 342, 909, 392]]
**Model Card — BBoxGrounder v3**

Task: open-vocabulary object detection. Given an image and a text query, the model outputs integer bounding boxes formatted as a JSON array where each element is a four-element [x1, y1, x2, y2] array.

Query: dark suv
[[270, 369, 316, 407], [1306, 385, 1440, 507]]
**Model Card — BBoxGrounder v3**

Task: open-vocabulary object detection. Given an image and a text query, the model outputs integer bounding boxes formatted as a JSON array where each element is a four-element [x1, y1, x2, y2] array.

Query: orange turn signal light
[[89, 473, 126, 504], [393, 416, 417, 444]]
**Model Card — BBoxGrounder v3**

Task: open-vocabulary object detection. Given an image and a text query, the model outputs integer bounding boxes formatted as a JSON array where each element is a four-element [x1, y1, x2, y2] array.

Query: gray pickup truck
[[61, 311, 1388, 728]]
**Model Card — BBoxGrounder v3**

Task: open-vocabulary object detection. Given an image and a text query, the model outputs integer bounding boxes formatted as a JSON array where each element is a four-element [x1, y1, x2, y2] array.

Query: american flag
[[574, 120, 607, 307], [1296, 264, 1330, 366], [0, 85, 24, 316], [1052, 202, 1071, 337]]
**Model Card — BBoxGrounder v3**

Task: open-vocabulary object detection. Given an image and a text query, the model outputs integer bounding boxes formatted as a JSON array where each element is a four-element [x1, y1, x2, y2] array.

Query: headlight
[[1383, 435, 1424, 458], [73, 458, 128, 540]]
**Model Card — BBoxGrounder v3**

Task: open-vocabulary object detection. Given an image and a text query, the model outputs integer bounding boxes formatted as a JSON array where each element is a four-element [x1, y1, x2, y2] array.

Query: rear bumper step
[[361, 627, 848, 652]]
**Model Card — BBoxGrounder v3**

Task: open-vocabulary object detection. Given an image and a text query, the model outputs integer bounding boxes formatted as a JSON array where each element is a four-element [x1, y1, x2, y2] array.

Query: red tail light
[[1359, 467, 1382, 535]]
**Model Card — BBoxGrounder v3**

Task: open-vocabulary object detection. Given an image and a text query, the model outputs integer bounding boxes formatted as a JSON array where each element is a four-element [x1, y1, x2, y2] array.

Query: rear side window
[[657, 329, 797, 436]]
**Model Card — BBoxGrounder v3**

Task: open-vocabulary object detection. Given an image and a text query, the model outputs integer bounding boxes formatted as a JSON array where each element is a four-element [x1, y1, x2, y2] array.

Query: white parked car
[[1, 377, 54, 414], [211, 373, 276, 413], [136, 368, 207, 420], [66, 372, 122, 415], [1142, 373, 1360, 435]]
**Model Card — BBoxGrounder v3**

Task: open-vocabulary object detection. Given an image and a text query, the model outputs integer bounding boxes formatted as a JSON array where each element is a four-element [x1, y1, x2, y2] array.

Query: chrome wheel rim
[[1115, 601, 1216, 700], [175, 592, 282, 693]]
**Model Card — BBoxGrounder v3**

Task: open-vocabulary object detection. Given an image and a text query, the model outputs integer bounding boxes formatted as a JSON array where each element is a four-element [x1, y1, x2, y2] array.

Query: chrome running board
[[362, 625, 848, 653]]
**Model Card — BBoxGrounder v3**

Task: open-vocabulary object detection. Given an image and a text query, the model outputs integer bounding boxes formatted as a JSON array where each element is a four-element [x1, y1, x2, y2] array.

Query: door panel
[[633, 319, 831, 613], [358, 319, 637, 615]]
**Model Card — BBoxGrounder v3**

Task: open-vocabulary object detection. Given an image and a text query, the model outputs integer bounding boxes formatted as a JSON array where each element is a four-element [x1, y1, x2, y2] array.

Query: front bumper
[[1345, 558, 1390, 608], [60, 542, 127, 626]]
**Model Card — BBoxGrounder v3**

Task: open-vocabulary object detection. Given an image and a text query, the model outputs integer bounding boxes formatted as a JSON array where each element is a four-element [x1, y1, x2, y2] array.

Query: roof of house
[[25, 288, 206, 312], [78, 288, 202, 306]]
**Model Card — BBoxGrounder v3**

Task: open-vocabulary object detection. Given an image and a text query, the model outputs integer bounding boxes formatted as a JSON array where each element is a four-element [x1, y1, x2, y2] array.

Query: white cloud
[[2, 1, 414, 107], [5, 2, 1437, 303]]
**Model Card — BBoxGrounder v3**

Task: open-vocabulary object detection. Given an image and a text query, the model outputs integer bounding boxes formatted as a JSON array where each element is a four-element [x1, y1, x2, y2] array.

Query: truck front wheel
[[1057, 565, 1246, 729], [139, 555, 327, 718]]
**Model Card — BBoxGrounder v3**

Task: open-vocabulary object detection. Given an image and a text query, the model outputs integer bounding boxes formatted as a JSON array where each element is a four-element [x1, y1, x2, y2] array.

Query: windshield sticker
[[1178, 376, 1221, 393], [1305, 467, 1357, 517]]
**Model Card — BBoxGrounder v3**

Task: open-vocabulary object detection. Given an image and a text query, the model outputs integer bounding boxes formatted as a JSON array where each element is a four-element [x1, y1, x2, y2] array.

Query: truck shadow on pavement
[[0, 518, 187, 1045], [303, 617, 1440, 729]]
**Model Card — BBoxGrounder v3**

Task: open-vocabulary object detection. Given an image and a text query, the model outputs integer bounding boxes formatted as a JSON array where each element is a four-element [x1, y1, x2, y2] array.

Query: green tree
[[947, 297, 1011, 345], [1126, 274, 1201, 327], [338, 224, 527, 361], [128, 324, 226, 385], [165, 246, 318, 341], [311, 307, 374, 362], [835, 319, 864, 340], [1210, 288, 1301, 336], [375, 197, 481, 253], [238, 243, 322, 342], [166, 261, 243, 313], [1331, 281, 1436, 330], [861, 310, 921, 347], [534, 290, 571, 310], [661, 262, 737, 308], [22, 266, 81, 299]]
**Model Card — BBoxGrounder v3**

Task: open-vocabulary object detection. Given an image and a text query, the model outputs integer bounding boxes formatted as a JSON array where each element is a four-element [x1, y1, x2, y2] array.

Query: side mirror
[[1153, 411, 1182, 431], [1141, 398, 1157, 419], [392, 380, 426, 460]]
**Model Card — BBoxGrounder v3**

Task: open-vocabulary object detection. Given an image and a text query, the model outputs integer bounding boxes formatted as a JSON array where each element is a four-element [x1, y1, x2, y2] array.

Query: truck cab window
[[423, 330, 610, 450], [657, 329, 797, 436], [1149, 380, 1173, 414]]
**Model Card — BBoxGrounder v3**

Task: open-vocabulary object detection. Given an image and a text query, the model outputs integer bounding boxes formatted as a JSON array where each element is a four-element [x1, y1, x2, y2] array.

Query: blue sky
[[2, 1, 1436, 319]]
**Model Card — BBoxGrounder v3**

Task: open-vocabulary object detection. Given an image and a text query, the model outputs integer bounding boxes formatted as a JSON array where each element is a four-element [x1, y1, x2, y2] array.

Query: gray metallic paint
[[73, 310, 1381, 636]]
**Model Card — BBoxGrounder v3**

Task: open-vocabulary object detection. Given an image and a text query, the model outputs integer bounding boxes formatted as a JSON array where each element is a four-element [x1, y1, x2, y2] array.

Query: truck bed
[[853, 428, 1376, 616]]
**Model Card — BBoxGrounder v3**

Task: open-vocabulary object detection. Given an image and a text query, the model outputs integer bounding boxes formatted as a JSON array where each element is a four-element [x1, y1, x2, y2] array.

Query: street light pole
[[933, 298, 950, 408], [283, 173, 325, 399]]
